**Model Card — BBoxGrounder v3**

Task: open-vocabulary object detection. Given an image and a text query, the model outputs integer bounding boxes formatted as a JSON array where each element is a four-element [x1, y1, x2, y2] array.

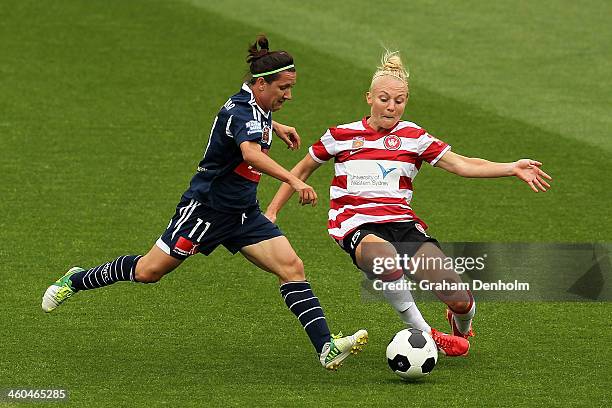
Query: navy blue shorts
[[156, 197, 284, 260]]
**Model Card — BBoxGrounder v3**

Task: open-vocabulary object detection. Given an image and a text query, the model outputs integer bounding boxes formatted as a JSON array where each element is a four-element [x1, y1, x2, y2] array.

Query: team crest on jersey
[[383, 134, 402, 151], [351, 137, 365, 150], [261, 125, 271, 144]]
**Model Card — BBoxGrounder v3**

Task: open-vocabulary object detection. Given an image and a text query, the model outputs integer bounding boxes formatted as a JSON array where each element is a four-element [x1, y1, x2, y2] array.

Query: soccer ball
[[386, 328, 438, 380]]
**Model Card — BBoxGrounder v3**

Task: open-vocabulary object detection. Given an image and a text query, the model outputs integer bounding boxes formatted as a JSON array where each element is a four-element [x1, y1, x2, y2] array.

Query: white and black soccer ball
[[386, 328, 438, 380]]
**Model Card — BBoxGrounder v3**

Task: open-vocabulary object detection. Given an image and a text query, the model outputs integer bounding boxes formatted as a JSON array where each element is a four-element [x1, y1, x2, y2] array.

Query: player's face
[[366, 76, 407, 131], [256, 71, 297, 112]]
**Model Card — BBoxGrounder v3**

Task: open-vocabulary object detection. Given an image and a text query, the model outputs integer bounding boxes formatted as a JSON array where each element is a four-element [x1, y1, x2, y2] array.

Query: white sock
[[399, 304, 431, 333], [381, 276, 431, 333], [452, 300, 476, 334]]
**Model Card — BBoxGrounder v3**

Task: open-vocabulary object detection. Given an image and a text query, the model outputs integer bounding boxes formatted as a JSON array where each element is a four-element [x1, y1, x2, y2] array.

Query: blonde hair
[[370, 50, 409, 91]]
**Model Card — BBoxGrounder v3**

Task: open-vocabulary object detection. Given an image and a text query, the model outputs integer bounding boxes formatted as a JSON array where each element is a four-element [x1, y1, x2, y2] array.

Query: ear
[[256, 77, 266, 91], [365, 91, 373, 106]]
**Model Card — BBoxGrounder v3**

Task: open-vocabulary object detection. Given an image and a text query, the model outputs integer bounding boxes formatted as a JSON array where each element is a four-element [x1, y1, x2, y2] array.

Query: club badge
[[383, 134, 401, 151], [262, 126, 271, 144], [352, 136, 365, 150]]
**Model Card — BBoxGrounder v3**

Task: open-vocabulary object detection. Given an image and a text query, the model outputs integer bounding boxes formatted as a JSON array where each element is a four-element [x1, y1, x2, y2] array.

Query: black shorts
[[156, 197, 283, 260], [336, 221, 440, 267]]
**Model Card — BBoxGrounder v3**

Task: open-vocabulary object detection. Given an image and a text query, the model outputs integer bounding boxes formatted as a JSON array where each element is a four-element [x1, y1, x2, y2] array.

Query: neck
[[367, 117, 391, 133], [249, 84, 269, 112]]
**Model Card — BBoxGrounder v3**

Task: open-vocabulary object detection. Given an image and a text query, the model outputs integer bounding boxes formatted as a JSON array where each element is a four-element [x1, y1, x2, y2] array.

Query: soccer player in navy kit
[[42, 36, 367, 370]]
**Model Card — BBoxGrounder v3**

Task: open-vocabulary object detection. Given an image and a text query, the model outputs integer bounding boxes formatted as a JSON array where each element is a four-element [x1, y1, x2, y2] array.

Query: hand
[[273, 122, 301, 150], [289, 178, 318, 206], [512, 159, 552, 192]]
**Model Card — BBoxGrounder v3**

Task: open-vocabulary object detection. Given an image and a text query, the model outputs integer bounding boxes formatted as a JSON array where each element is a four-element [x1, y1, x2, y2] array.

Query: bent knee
[[447, 299, 472, 314], [134, 263, 168, 283], [135, 270, 162, 283], [358, 248, 399, 278], [279, 256, 305, 282]]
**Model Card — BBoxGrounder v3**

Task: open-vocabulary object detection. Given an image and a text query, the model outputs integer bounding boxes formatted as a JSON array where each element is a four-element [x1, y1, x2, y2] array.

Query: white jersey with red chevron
[[308, 117, 451, 240]]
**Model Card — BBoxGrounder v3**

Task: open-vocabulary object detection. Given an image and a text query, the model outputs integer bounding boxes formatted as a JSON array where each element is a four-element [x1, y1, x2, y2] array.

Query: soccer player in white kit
[[265, 50, 552, 356]]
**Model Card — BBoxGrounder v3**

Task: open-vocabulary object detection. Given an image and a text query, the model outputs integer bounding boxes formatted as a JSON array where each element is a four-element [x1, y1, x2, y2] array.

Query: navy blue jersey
[[183, 83, 273, 212]]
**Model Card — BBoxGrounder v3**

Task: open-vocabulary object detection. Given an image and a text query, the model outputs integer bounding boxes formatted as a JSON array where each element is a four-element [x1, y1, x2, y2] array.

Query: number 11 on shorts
[[188, 219, 211, 242]]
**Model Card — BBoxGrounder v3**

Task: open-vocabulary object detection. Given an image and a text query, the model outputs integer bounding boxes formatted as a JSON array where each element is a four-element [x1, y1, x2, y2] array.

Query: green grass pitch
[[1, 0, 610, 406]]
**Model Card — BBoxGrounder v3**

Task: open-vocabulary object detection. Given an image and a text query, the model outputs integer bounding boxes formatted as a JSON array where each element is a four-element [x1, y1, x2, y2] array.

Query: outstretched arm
[[240, 141, 317, 205], [435, 151, 552, 192], [265, 154, 322, 222]]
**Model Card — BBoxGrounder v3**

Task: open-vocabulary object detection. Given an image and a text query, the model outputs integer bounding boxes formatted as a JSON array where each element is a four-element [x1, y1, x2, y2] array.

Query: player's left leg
[[239, 236, 367, 370], [41, 196, 208, 313], [353, 232, 431, 333]]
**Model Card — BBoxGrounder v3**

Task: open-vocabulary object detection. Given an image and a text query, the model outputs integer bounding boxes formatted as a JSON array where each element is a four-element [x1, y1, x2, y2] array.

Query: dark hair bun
[[246, 35, 294, 82], [247, 35, 269, 64]]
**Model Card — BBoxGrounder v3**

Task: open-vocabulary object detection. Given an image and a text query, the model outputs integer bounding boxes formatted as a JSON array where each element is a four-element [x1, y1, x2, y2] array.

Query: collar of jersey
[[362, 116, 399, 136], [241, 83, 270, 119]]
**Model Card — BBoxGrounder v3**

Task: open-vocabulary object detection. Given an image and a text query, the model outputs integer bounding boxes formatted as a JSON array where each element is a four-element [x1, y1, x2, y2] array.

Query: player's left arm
[[272, 120, 301, 150], [435, 151, 553, 193]]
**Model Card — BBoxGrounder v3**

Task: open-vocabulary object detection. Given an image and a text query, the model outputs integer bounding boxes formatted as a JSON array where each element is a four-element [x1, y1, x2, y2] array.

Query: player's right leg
[[353, 233, 431, 333], [351, 232, 470, 357], [41, 245, 181, 313]]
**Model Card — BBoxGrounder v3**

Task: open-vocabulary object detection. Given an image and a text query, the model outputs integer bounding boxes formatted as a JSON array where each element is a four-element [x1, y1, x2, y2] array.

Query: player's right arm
[[239, 141, 317, 206], [265, 153, 322, 222]]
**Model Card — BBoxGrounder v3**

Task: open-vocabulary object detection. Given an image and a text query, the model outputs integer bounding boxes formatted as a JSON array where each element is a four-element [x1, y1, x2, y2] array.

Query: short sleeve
[[308, 129, 336, 163], [230, 115, 263, 146], [417, 132, 451, 165]]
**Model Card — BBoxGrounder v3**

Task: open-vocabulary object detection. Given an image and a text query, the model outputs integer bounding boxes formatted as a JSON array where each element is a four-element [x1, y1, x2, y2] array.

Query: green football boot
[[41, 267, 84, 313], [320, 329, 368, 370]]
